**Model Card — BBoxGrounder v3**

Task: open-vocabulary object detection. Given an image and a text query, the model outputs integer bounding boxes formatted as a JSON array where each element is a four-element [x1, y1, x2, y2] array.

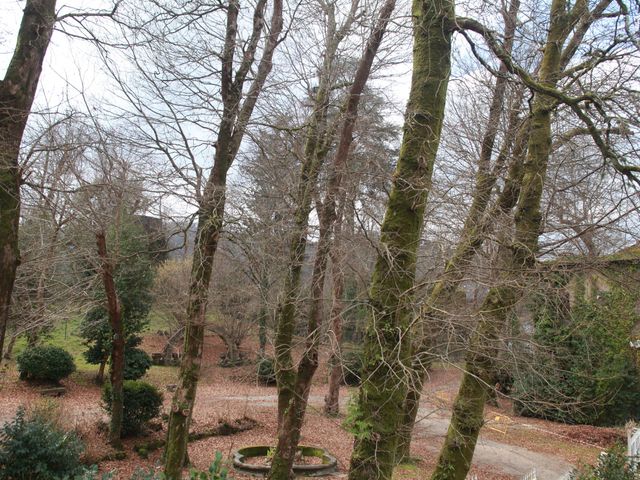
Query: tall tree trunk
[[395, 0, 522, 457], [268, 3, 396, 478], [430, 1, 573, 477], [395, 116, 528, 462], [0, 0, 57, 361], [346, 1, 453, 478], [272, 12, 343, 430], [163, 1, 282, 476], [272, 87, 331, 431], [258, 282, 269, 357], [324, 224, 345, 416], [96, 231, 124, 448], [164, 168, 226, 476]]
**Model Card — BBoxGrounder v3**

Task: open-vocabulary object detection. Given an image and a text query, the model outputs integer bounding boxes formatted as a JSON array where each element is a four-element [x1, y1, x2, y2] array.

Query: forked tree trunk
[[0, 0, 57, 361], [395, 118, 528, 462], [346, 1, 454, 478], [163, 1, 282, 477], [430, 1, 573, 477], [268, 3, 396, 478], [395, 0, 522, 457], [96, 231, 125, 448]]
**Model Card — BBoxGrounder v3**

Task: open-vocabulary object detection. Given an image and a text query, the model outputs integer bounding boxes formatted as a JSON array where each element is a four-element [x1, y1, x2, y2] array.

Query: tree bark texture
[[323, 225, 346, 416], [0, 0, 57, 361], [163, 1, 282, 477], [346, 0, 453, 478], [430, 1, 575, 477], [96, 231, 124, 448], [268, 2, 396, 478], [395, 1, 522, 460]]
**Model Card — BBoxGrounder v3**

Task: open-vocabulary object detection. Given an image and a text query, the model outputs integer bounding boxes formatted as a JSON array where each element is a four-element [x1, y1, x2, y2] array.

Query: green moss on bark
[[346, 1, 453, 479]]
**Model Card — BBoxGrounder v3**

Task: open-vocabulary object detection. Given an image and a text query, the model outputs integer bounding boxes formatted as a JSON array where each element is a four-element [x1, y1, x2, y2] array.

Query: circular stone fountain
[[233, 445, 338, 477]]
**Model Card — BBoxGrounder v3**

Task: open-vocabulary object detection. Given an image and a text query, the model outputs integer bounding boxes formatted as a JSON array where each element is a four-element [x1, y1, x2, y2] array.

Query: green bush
[[103, 380, 163, 436], [257, 357, 277, 385], [342, 351, 362, 386], [513, 286, 640, 426], [124, 347, 152, 380], [570, 445, 639, 479], [17, 345, 76, 383], [0, 407, 86, 480]]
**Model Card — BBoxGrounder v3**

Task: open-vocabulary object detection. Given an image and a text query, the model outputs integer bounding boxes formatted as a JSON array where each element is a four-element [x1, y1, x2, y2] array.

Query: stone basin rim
[[233, 445, 338, 476]]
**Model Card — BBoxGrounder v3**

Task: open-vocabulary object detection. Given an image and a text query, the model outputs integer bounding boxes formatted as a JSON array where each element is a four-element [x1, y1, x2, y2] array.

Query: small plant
[[124, 347, 153, 380], [257, 356, 277, 385], [188, 451, 228, 480], [570, 445, 639, 479], [266, 447, 276, 464], [0, 407, 86, 480], [17, 345, 76, 383], [342, 393, 372, 440], [102, 380, 163, 436], [130, 452, 229, 479]]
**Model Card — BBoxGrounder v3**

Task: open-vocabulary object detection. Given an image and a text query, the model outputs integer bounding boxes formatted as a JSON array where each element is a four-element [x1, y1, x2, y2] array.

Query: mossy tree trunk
[[96, 230, 125, 448], [430, 1, 581, 477], [346, 1, 454, 478], [163, 1, 283, 477], [395, 118, 528, 462], [0, 0, 57, 362], [268, 3, 396, 478], [395, 1, 523, 461], [272, 0, 358, 432]]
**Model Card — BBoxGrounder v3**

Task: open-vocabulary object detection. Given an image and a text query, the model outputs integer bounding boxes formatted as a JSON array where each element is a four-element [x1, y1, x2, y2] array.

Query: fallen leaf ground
[[0, 333, 620, 479]]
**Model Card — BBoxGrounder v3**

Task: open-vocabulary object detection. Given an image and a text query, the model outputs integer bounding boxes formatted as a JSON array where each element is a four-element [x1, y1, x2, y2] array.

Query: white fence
[[629, 428, 640, 459]]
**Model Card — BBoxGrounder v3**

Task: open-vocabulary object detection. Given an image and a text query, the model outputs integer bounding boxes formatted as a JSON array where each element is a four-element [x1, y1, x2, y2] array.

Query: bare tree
[[346, 0, 454, 477], [268, 0, 397, 476], [104, 1, 287, 474], [0, 0, 57, 362]]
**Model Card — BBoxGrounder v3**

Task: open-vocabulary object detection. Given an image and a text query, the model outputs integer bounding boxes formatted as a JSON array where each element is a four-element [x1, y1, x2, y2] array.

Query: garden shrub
[[342, 351, 362, 386], [124, 347, 153, 380], [257, 356, 277, 385], [0, 407, 86, 480], [513, 286, 640, 426], [102, 380, 163, 436], [17, 345, 76, 383], [570, 445, 639, 479]]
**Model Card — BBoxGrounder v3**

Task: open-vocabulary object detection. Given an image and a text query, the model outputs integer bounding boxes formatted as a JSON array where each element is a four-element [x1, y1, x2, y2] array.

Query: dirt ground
[[0, 334, 621, 479]]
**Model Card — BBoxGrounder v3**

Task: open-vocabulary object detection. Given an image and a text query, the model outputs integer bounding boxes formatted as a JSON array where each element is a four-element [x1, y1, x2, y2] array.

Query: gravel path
[[214, 393, 573, 480], [413, 407, 573, 480]]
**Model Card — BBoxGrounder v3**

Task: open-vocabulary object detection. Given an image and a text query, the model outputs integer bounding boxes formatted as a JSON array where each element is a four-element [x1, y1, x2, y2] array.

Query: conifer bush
[[103, 380, 162, 436], [0, 407, 86, 480]]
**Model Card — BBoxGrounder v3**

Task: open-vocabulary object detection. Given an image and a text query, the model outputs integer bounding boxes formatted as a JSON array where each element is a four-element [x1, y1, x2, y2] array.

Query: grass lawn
[[10, 312, 178, 385]]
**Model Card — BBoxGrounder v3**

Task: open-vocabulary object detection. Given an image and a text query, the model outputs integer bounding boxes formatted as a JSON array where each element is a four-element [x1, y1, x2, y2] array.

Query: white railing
[[629, 428, 640, 458]]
